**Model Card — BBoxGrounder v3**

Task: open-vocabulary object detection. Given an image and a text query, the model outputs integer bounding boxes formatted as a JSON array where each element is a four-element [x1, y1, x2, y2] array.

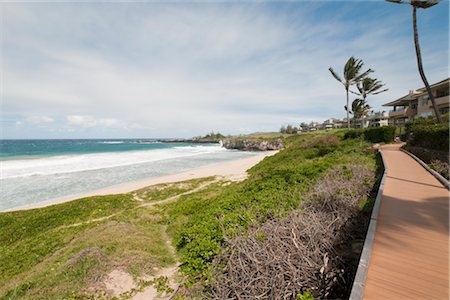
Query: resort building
[[321, 118, 344, 130], [366, 111, 389, 128], [383, 78, 449, 126], [352, 112, 389, 129]]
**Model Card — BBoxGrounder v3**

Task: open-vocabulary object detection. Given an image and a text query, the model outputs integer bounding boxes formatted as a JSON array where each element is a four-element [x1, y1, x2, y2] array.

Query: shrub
[[344, 129, 364, 140], [408, 123, 449, 151], [306, 135, 340, 155], [403, 145, 449, 164], [344, 126, 395, 143], [363, 126, 396, 143], [430, 160, 449, 180], [211, 164, 376, 300]]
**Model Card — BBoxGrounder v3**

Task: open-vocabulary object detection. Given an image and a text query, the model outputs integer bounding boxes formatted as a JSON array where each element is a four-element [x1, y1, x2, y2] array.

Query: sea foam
[[1, 144, 226, 179]]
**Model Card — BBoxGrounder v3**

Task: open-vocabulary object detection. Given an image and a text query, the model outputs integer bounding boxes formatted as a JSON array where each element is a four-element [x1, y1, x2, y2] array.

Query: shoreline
[[6, 151, 278, 212]]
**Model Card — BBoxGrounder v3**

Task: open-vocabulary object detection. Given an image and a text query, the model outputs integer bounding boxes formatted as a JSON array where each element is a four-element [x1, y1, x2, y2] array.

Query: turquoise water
[[0, 139, 256, 211], [0, 139, 184, 159]]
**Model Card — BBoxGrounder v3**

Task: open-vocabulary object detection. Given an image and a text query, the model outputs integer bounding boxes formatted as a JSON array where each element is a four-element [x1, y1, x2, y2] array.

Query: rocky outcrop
[[221, 139, 284, 151]]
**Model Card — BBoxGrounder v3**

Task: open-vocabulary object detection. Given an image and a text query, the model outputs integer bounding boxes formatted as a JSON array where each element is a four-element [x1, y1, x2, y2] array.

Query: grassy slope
[[0, 132, 376, 299], [162, 132, 376, 282], [0, 178, 212, 299]]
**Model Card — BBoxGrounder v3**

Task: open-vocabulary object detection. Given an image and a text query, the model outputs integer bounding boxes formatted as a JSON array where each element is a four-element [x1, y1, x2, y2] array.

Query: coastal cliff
[[221, 138, 284, 151]]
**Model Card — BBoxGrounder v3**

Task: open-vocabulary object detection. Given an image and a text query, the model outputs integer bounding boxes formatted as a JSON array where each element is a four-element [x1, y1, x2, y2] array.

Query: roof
[[382, 92, 418, 107], [382, 77, 449, 107], [416, 77, 449, 92]]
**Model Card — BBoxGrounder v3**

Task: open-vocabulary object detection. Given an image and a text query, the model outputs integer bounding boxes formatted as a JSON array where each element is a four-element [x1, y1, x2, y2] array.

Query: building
[[351, 112, 388, 129], [308, 121, 320, 131], [367, 111, 389, 127], [383, 78, 449, 126], [321, 118, 344, 130]]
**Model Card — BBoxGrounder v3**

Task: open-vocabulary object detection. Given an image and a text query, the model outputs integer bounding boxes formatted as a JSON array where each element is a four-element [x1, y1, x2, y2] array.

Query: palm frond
[[411, 0, 439, 8], [353, 68, 373, 83], [329, 68, 344, 85], [372, 88, 389, 95]]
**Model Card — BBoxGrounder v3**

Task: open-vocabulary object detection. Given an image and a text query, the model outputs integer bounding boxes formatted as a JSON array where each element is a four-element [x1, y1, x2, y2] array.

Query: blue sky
[[1, 1, 448, 139]]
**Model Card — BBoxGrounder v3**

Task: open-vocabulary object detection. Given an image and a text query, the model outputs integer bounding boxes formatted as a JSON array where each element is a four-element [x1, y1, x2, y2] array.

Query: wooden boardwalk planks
[[363, 145, 449, 300]]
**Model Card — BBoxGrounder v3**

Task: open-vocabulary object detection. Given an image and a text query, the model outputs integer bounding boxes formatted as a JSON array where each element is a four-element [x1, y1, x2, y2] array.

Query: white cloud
[[25, 116, 54, 124], [66, 115, 142, 129], [2, 2, 448, 138]]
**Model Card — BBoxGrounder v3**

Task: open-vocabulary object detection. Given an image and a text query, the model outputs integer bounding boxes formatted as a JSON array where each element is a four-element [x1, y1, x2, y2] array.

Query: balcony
[[434, 95, 449, 108], [389, 107, 417, 119]]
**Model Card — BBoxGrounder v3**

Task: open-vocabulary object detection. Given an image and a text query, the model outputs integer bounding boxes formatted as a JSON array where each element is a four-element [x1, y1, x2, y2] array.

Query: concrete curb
[[349, 150, 388, 300], [400, 148, 450, 191]]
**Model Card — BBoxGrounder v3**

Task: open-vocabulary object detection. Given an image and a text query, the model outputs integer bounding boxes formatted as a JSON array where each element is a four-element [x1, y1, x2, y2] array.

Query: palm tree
[[329, 57, 373, 129], [354, 77, 388, 101], [386, 0, 442, 123], [351, 99, 372, 127]]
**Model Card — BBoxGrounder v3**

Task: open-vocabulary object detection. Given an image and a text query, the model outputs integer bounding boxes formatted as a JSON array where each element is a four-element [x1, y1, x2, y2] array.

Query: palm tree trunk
[[412, 6, 442, 123], [346, 88, 350, 129]]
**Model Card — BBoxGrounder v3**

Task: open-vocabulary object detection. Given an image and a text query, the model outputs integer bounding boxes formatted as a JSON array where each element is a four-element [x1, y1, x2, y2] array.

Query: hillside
[[0, 131, 380, 299]]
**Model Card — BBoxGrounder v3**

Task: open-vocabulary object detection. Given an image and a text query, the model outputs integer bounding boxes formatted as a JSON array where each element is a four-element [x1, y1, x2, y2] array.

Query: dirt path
[[131, 180, 221, 299], [100, 178, 220, 299], [363, 144, 449, 299], [60, 179, 218, 230], [131, 225, 181, 300], [138, 178, 219, 208]]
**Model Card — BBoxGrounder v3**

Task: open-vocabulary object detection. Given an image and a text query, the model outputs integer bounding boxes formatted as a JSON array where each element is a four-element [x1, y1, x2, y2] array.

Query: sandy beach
[[8, 150, 278, 212]]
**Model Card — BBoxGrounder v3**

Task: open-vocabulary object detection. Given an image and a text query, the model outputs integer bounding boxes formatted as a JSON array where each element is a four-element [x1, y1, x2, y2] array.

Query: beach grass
[[0, 132, 377, 299], [0, 178, 212, 299]]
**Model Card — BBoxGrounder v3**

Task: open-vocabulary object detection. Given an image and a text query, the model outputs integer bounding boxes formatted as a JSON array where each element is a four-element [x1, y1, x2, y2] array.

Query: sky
[[1, 1, 448, 139]]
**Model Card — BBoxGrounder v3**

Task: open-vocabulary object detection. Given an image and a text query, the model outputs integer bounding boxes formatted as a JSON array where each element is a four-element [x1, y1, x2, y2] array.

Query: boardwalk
[[363, 145, 449, 299]]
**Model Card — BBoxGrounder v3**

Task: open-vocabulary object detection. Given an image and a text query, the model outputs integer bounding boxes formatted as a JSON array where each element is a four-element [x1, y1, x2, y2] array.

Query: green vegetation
[[0, 132, 377, 299], [406, 117, 449, 151], [0, 178, 211, 299], [344, 126, 396, 143], [351, 98, 372, 124], [409, 123, 449, 151], [280, 124, 298, 134], [192, 131, 225, 142], [403, 115, 449, 179], [297, 291, 315, 300], [328, 56, 373, 129], [350, 77, 388, 126], [363, 126, 396, 143], [162, 133, 376, 283], [241, 131, 287, 138], [132, 177, 214, 202]]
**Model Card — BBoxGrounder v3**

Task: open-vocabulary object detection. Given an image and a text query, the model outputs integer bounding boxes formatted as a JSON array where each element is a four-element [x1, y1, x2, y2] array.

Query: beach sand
[[9, 151, 278, 211]]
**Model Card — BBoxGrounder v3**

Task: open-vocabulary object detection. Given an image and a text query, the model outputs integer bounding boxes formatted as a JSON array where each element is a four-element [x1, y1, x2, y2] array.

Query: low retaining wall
[[400, 148, 450, 191], [348, 150, 388, 300]]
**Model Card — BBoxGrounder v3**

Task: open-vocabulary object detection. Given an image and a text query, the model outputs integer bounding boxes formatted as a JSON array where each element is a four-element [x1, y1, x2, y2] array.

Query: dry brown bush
[[211, 164, 375, 300]]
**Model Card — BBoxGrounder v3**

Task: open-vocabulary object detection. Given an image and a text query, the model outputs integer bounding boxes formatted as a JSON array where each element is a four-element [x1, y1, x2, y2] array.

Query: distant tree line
[[280, 125, 298, 134], [193, 131, 225, 141]]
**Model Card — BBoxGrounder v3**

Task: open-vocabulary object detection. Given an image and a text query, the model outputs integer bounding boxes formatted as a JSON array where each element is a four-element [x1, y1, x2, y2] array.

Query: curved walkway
[[363, 144, 449, 299]]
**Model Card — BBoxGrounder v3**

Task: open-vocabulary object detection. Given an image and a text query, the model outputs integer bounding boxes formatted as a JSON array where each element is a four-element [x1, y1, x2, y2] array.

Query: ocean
[[0, 139, 257, 211]]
